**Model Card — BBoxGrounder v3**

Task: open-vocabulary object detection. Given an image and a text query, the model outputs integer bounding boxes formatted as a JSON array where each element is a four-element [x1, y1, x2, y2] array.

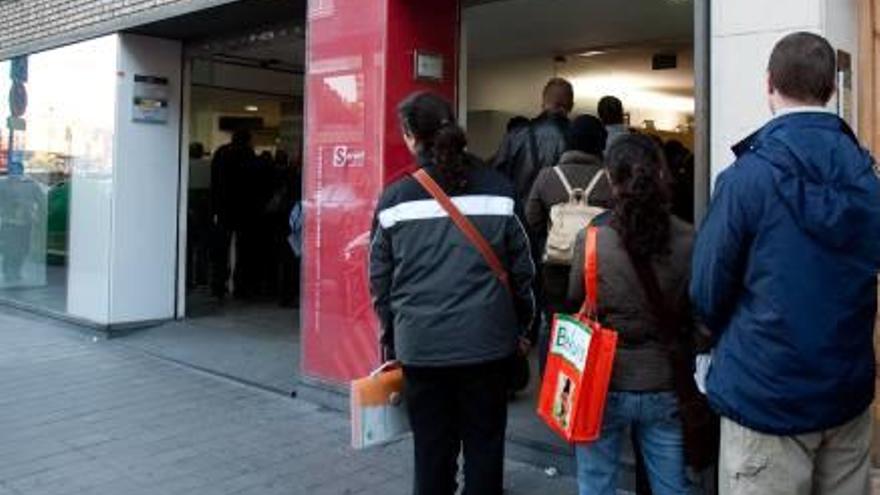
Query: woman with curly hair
[[567, 134, 702, 494]]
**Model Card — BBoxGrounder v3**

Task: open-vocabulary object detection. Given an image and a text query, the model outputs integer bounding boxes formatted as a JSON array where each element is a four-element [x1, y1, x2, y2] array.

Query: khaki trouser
[[719, 411, 872, 495]]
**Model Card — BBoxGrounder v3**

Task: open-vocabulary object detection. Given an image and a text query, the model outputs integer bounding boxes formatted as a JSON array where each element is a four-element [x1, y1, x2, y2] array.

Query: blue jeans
[[576, 391, 690, 495]]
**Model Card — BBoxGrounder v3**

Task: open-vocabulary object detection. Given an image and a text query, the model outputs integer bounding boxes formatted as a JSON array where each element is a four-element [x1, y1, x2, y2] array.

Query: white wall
[[710, 0, 859, 183], [66, 36, 120, 324], [468, 57, 556, 117], [109, 34, 182, 324]]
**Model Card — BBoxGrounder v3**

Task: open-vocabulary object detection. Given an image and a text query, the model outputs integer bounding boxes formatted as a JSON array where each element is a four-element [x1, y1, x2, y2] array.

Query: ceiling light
[[244, 105, 259, 112], [578, 50, 606, 58]]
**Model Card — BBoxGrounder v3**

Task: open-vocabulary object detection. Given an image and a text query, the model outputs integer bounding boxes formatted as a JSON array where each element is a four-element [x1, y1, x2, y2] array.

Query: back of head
[[542, 78, 575, 116], [598, 96, 624, 126], [232, 129, 252, 147], [189, 142, 205, 159], [768, 32, 836, 105], [569, 115, 607, 156], [397, 91, 470, 193], [606, 134, 672, 258]]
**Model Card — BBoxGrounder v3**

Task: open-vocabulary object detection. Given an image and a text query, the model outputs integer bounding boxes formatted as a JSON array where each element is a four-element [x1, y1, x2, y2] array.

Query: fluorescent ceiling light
[[244, 105, 259, 112], [578, 50, 606, 58]]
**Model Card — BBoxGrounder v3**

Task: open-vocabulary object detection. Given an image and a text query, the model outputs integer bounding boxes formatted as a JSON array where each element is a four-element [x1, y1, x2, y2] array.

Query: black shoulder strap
[[628, 253, 680, 345], [527, 124, 540, 169]]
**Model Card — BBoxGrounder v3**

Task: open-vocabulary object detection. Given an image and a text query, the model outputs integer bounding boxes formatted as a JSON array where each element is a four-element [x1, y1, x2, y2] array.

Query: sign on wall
[[132, 75, 169, 124]]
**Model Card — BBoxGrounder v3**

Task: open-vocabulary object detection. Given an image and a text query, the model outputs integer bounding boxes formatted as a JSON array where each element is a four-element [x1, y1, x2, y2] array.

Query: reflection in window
[[0, 35, 117, 315]]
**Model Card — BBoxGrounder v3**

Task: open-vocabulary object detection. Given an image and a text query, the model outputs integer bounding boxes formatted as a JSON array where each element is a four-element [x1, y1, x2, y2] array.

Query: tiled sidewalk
[[0, 308, 575, 495]]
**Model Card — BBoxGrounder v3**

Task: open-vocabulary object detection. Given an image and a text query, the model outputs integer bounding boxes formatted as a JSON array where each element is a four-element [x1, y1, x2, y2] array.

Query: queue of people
[[187, 129, 302, 306], [368, 31, 880, 495]]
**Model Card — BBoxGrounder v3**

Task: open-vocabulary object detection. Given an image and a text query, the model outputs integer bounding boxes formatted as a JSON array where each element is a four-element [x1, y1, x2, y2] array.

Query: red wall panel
[[302, 0, 459, 385]]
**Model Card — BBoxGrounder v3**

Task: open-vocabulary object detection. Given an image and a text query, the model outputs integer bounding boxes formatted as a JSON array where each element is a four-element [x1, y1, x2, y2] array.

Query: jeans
[[403, 358, 510, 495], [576, 391, 691, 495]]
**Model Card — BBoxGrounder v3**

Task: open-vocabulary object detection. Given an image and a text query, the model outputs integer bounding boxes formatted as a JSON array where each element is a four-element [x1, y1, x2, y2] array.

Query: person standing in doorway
[[598, 96, 628, 150], [492, 78, 574, 206], [493, 78, 574, 359], [525, 114, 612, 376], [210, 129, 255, 300], [568, 134, 702, 494], [370, 92, 535, 495], [691, 32, 880, 495]]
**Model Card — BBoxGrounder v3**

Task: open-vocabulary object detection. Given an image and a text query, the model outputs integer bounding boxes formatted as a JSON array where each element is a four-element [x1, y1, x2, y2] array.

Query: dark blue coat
[[691, 111, 880, 435]]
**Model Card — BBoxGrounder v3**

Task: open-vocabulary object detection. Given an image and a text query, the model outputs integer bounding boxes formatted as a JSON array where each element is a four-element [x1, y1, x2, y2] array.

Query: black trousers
[[210, 224, 235, 297], [403, 358, 510, 495]]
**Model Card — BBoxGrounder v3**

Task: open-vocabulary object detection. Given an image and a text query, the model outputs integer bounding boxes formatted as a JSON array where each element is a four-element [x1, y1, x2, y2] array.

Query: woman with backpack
[[368, 91, 535, 495], [526, 114, 613, 375], [567, 134, 707, 494]]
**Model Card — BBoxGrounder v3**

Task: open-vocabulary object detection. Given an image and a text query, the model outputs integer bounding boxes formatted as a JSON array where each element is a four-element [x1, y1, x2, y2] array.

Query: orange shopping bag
[[538, 226, 617, 443], [351, 362, 411, 450]]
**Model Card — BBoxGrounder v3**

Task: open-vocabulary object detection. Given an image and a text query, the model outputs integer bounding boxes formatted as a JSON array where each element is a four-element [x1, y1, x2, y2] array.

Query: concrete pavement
[[0, 308, 576, 495]]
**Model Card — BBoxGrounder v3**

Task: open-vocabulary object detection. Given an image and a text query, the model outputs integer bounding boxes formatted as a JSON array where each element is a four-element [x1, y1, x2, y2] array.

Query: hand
[[517, 336, 532, 357]]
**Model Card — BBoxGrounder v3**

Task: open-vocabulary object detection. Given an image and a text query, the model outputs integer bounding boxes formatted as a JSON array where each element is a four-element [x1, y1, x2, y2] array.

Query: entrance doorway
[[461, 0, 700, 474], [121, 1, 307, 394]]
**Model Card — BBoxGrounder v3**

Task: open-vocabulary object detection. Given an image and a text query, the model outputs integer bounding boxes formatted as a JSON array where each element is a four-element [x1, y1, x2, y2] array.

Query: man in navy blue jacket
[[692, 32, 880, 494]]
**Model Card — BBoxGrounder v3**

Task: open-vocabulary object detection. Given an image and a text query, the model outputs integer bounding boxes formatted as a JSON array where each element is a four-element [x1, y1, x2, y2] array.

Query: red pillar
[[302, 0, 460, 386]]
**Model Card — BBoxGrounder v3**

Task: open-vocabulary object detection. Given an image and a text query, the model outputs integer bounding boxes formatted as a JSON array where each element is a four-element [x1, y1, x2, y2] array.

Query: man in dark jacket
[[493, 78, 573, 350], [691, 32, 880, 494], [210, 129, 255, 299], [492, 78, 573, 205]]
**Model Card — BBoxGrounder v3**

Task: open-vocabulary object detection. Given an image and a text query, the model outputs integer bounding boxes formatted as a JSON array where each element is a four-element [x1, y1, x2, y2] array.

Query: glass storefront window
[[0, 36, 118, 319]]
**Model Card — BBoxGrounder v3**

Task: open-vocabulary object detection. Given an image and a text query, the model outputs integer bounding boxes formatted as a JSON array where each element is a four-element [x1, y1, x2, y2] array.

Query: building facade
[[0, 0, 872, 407]]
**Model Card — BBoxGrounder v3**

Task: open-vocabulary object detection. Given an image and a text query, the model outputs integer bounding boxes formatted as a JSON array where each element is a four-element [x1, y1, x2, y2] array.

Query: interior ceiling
[[220, 38, 305, 69], [465, 0, 694, 61], [130, 0, 305, 41], [192, 86, 287, 116], [130, 0, 305, 70], [561, 44, 695, 96]]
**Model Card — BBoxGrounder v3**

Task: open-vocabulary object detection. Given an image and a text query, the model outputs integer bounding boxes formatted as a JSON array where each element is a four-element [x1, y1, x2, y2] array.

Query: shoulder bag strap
[[527, 125, 541, 169], [411, 169, 511, 293], [579, 226, 599, 318], [584, 169, 607, 203], [627, 252, 678, 345], [553, 166, 574, 198], [627, 248, 707, 400], [526, 124, 544, 188]]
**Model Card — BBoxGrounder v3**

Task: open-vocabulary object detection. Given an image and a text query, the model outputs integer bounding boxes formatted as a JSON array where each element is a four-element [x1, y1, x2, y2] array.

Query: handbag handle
[[578, 226, 599, 320], [411, 169, 512, 293], [369, 361, 401, 378]]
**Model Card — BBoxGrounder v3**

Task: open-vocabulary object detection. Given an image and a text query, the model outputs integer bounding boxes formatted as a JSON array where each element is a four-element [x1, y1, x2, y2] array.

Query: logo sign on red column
[[333, 145, 366, 168], [9, 82, 27, 117]]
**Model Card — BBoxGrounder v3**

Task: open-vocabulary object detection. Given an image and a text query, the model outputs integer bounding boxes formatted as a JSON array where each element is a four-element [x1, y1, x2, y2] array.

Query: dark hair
[[606, 134, 672, 259], [398, 92, 470, 194], [768, 32, 836, 104], [597, 96, 624, 125], [232, 129, 252, 146], [189, 142, 205, 159], [542, 78, 575, 115], [569, 115, 607, 156]]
